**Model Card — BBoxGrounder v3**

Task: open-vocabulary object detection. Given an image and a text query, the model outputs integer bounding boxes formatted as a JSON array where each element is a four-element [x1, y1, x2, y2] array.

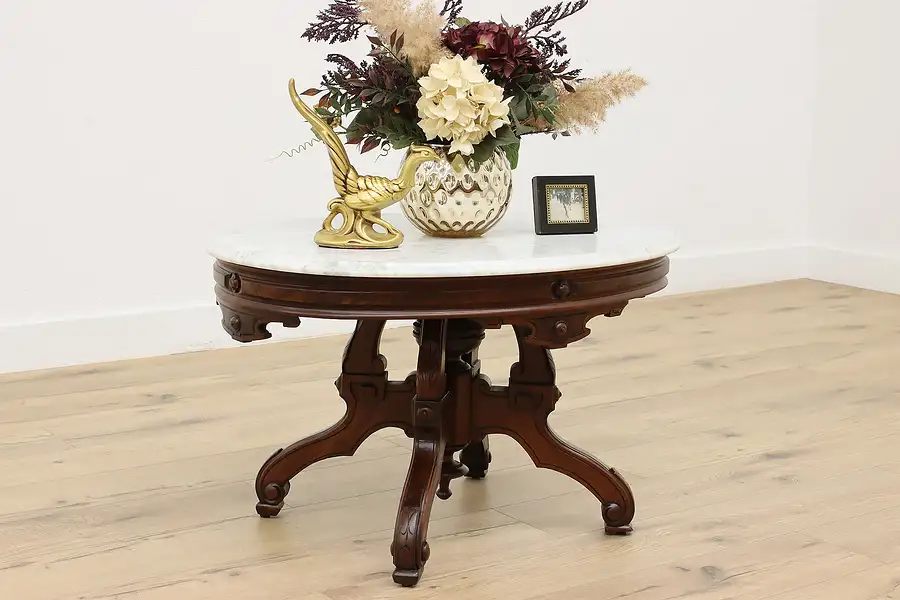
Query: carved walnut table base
[[209, 217, 678, 587], [253, 318, 640, 586], [212, 247, 671, 587]]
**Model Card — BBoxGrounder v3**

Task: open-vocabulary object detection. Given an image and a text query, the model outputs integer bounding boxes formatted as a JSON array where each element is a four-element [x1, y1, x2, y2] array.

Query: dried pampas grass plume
[[556, 70, 648, 133], [359, 0, 450, 76]]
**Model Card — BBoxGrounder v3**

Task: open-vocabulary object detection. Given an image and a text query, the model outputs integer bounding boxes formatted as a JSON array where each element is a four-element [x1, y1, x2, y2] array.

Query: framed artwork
[[531, 175, 598, 235]]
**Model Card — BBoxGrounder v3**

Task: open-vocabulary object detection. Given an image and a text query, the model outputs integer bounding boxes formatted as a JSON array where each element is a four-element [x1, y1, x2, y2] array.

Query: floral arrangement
[[298, 0, 646, 168]]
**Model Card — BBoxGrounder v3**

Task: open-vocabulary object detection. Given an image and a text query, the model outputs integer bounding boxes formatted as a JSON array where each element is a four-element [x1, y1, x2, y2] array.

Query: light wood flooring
[[1, 279, 899, 600]]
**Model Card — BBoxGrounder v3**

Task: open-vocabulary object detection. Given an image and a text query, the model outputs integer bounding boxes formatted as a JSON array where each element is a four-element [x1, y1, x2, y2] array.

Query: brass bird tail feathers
[[287, 78, 441, 250], [288, 79, 359, 199]]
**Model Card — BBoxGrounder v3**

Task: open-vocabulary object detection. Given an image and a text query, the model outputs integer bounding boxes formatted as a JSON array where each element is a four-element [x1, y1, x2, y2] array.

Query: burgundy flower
[[443, 21, 544, 79]]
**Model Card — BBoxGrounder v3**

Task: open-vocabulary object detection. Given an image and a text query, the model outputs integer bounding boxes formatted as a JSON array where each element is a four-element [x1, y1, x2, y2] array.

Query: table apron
[[213, 258, 669, 321]]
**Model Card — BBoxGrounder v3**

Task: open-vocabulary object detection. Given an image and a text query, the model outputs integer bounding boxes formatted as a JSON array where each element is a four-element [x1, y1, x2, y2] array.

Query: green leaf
[[542, 84, 558, 104], [492, 125, 520, 147], [512, 97, 530, 121], [501, 15, 509, 26], [515, 125, 536, 135], [454, 17, 471, 27], [540, 107, 557, 125], [472, 136, 499, 163], [353, 109, 376, 125], [503, 142, 520, 170]]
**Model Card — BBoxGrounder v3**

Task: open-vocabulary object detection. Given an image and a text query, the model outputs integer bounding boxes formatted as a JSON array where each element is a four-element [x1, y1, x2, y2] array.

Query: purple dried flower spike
[[302, 0, 365, 44]]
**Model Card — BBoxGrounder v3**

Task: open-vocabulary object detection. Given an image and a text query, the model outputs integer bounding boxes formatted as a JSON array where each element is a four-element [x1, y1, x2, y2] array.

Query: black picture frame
[[531, 175, 598, 235]]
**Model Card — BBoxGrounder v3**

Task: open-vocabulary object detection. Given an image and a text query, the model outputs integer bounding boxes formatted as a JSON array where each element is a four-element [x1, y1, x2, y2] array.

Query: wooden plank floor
[[1, 279, 899, 600]]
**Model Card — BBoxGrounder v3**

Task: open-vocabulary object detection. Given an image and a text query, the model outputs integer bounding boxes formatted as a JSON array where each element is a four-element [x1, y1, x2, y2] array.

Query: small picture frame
[[532, 175, 598, 235]]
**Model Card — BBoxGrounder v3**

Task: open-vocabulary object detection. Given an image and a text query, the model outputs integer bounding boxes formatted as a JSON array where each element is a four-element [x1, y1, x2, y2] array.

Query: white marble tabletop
[[208, 218, 679, 279]]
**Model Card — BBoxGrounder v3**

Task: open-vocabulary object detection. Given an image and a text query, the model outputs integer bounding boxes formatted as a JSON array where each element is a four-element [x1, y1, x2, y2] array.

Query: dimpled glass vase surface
[[400, 145, 513, 238]]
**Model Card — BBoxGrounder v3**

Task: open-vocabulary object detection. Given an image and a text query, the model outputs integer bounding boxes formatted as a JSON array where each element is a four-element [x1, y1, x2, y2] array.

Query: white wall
[[809, 0, 900, 294], [0, 1, 819, 373]]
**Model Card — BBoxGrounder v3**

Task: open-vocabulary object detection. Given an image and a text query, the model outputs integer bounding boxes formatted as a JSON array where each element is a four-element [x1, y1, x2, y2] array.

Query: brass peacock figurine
[[288, 79, 440, 249]]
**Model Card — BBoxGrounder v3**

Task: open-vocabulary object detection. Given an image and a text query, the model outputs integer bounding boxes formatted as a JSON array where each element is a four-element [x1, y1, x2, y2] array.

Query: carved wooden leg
[[472, 325, 636, 534], [460, 436, 491, 479], [391, 320, 448, 587], [255, 320, 415, 517]]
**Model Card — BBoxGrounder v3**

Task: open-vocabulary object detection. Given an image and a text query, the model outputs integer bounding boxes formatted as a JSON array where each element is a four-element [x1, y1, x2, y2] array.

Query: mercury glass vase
[[400, 145, 513, 238]]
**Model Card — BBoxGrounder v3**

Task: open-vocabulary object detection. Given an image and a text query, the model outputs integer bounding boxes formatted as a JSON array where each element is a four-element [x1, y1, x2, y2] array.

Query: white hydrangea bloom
[[416, 55, 512, 156]]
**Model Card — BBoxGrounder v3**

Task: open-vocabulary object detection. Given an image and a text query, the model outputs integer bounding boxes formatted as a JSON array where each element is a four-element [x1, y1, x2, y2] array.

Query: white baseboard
[[0, 309, 411, 376], [809, 246, 900, 295], [662, 245, 809, 296], [0, 243, 839, 375]]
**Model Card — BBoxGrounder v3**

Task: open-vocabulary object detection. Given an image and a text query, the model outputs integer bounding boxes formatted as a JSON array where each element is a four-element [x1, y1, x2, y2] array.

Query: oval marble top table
[[209, 216, 679, 588], [208, 217, 679, 278]]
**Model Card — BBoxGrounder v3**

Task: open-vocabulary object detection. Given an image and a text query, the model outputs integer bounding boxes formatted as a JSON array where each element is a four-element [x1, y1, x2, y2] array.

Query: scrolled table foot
[[392, 569, 423, 587], [256, 499, 285, 518], [391, 520, 433, 587], [603, 498, 635, 535], [255, 448, 291, 517], [460, 436, 491, 479], [256, 481, 290, 518], [600, 469, 636, 533]]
